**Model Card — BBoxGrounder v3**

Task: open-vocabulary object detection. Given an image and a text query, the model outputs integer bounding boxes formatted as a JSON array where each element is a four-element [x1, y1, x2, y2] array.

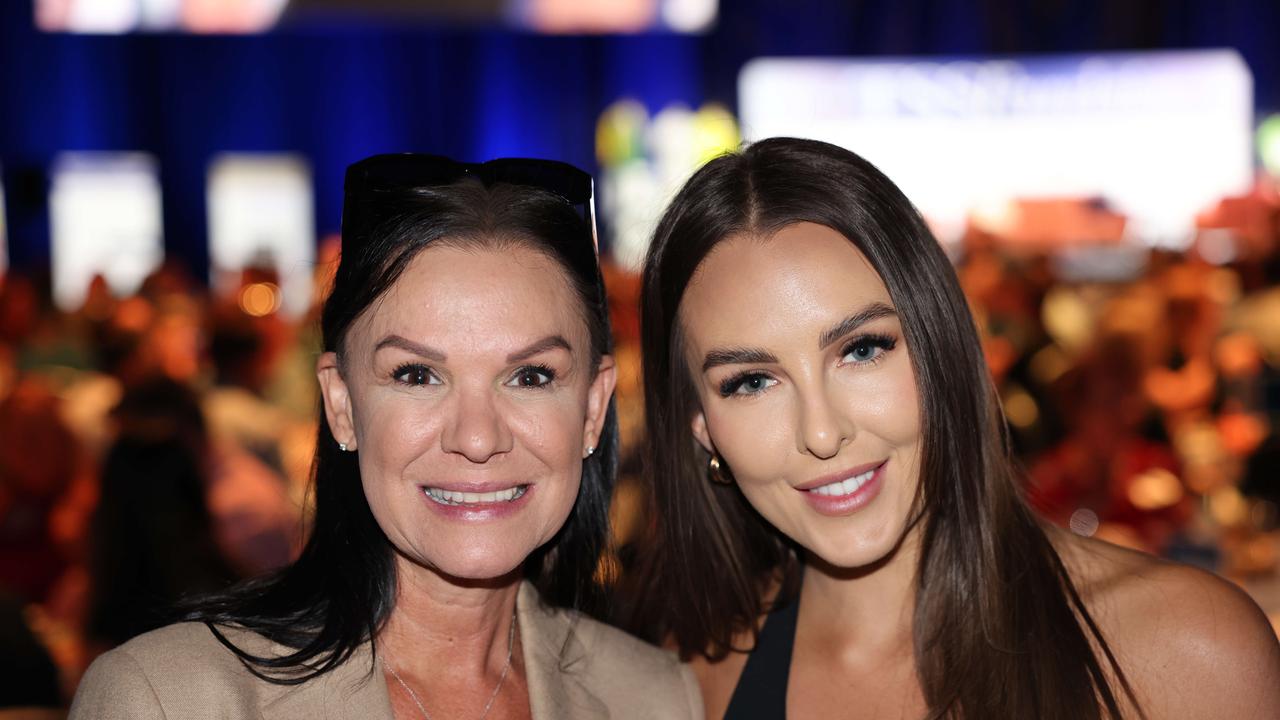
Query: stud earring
[[708, 455, 733, 485], [338, 442, 348, 452], [584, 445, 596, 458]]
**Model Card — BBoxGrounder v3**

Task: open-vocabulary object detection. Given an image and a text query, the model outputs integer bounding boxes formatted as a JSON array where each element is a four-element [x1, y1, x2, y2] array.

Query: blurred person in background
[[36, 376, 272, 686], [116, 374, 298, 582], [627, 137, 1280, 720], [64, 266, 303, 578], [0, 378, 84, 606], [85, 411, 238, 650], [206, 271, 300, 483], [70, 154, 701, 720]]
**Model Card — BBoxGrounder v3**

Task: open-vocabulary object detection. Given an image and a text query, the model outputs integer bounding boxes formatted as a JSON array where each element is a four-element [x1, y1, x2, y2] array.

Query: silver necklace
[[384, 609, 517, 720]]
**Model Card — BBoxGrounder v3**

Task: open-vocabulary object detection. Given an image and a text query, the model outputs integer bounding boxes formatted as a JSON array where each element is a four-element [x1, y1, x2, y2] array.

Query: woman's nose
[[441, 386, 513, 463], [795, 383, 851, 460]]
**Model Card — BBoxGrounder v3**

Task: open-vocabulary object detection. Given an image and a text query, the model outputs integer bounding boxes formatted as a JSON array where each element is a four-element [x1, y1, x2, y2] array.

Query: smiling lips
[[807, 467, 876, 497], [423, 485, 529, 506], [799, 461, 886, 515]]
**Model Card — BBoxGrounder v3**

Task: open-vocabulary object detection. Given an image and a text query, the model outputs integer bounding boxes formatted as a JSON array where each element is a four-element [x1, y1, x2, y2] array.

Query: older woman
[[71, 154, 702, 720], [627, 137, 1280, 719]]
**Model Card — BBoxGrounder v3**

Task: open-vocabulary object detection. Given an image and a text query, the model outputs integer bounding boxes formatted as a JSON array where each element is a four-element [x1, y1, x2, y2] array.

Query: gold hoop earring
[[708, 455, 733, 485]]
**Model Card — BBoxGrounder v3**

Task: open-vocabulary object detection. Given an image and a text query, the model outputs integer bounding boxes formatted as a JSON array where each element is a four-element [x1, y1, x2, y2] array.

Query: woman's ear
[[583, 354, 618, 453], [690, 410, 714, 454], [316, 352, 357, 451]]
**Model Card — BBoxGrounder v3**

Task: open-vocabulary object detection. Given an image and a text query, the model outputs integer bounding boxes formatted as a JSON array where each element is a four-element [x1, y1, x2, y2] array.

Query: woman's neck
[[798, 528, 920, 659], [378, 555, 523, 679]]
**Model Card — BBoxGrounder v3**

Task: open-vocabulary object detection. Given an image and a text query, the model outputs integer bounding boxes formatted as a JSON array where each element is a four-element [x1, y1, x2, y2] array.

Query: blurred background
[[2, 0, 1279, 713]]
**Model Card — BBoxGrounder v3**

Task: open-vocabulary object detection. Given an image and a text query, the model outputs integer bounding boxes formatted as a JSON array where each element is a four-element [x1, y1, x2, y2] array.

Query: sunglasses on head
[[342, 153, 598, 254]]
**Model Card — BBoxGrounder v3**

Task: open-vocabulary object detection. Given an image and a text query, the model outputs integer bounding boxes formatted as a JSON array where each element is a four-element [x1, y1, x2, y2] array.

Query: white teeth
[[423, 486, 527, 506], [809, 469, 875, 497]]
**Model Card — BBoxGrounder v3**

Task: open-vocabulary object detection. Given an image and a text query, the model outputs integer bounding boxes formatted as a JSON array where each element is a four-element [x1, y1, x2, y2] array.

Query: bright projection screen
[[207, 154, 315, 317], [37, 0, 717, 33], [49, 153, 164, 311], [739, 50, 1254, 245]]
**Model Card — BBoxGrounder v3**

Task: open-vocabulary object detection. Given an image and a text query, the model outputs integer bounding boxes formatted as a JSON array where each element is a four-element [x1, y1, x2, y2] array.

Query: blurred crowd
[[2, 186, 1279, 710], [0, 239, 341, 707]]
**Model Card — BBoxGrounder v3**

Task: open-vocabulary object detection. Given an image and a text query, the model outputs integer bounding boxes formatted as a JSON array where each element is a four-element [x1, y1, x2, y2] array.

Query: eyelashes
[[508, 363, 557, 388], [716, 333, 898, 398], [390, 363, 558, 389], [718, 372, 777, 398], [392, 362, 437, 387], [840, 333, 896, 365]]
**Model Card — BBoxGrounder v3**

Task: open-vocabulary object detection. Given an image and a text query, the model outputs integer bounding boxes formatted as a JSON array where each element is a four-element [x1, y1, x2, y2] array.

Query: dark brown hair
[[626, 137, 1140, 719]]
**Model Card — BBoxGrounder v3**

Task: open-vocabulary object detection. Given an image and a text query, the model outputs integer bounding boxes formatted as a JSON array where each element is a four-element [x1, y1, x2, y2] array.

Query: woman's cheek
[[357, 393, 441, 468], [839, 360, 921, 445], [510, 394, 582, 458], [707, 401, 792, 484]]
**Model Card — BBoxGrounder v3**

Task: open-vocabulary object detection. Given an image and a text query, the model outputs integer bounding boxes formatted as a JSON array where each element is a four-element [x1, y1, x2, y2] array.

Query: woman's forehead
[[350, 243, 590, 355], [681, 223, 895, 338]]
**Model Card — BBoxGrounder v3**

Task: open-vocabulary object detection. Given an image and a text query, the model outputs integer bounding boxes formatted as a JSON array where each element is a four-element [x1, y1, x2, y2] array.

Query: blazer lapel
[[518, 582, 609, 720]]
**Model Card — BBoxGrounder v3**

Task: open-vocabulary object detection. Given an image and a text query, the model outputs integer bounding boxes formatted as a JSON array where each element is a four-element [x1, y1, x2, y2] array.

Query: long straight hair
[[626, 137, 1141, 719], [187, 178, 618, 683]]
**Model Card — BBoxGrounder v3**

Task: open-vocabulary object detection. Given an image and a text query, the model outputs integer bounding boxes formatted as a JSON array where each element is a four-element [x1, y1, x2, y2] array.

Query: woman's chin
[[439, 555, 528, 583], [801, 527, 909, 574], [397, 546, 529, 586]]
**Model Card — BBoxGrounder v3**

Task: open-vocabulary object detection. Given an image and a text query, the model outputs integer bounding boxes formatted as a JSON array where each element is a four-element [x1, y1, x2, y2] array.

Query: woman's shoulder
[[69, 622, 288, 719], [98, 621, 282, 678], [532, 601, 702, 718], [519, 583, 685, 676], [568, 611, 686, 671], [1051, 527, 1280, 718]]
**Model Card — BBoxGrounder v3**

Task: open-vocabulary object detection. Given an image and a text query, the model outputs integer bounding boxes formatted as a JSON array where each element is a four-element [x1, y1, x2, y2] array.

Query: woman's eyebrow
[[374, 334, 446, 361], [372, 334, 572, 364], [818, 302, 897, 350], [507, 335, 572, 363], [702, 347, 779, 373]]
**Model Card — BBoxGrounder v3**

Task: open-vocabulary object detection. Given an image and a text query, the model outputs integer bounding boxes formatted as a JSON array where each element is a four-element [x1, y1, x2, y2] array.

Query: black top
[[723, 594, 800, 719]]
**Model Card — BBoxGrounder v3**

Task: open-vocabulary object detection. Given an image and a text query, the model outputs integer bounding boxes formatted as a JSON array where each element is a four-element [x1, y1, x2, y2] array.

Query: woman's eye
[[719, 373, 778, 397], [509, 366, 555, 388], [841, 334, 896, 365], [393, 364, 438, 386]]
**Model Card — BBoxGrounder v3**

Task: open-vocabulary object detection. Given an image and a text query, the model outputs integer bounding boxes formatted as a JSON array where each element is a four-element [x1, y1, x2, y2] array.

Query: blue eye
[[841, 334, 896, 365], [718, 372, 778, 398], [393, 364, 438, 386], [508, 365, 556, 389]]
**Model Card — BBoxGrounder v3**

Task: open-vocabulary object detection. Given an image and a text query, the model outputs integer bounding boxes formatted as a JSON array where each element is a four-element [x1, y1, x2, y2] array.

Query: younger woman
[[628, 137, 1280, 719]]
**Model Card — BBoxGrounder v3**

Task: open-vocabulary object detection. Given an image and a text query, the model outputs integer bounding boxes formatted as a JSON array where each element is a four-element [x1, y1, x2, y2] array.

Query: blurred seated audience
[[109, 376, 299, 579]]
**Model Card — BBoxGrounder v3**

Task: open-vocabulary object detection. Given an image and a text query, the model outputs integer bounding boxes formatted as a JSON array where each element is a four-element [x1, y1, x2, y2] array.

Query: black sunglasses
[[342, 153, 598, 254]]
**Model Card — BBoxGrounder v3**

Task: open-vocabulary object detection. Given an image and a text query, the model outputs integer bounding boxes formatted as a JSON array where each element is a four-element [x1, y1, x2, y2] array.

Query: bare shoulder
[[1051, 527, 1280, 719]]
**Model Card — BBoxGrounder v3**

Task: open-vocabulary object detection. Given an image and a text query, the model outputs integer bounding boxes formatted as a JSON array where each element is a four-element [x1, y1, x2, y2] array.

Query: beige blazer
[[69, 582, 701, 719]]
